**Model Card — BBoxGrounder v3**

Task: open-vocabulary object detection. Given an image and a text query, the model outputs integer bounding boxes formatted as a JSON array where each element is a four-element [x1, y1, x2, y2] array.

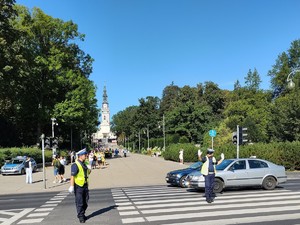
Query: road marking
[[17, 218, 44, 224], [114, 185, 300, 225], [26, 212, 50, 217], [40, 204, 58, 207], [122, 217, 145, 224], [45, 200, 61, 204], [1, 208, 35, 225], [34, 208, 54, 212], [159, 212, 300, 225]]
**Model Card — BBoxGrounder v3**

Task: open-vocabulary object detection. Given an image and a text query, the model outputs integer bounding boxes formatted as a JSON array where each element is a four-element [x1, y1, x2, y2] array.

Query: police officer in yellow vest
[[199, 148, 224, 203], [69, 148, 91, 223]]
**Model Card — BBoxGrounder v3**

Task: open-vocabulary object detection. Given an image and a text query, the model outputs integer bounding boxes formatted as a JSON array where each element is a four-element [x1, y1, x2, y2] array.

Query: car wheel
[[262, 176, 276, 190], [214, 178, 224, 193], [21, 168, 25, 175], [179, 175, 187, 188]]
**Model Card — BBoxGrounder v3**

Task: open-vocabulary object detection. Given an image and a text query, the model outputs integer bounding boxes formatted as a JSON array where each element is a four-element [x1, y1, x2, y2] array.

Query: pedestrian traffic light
[[232, 132, 237, 145], [52, 137, 59, 149], [45, 137, 51, 149], [238, 127, 248, 145]]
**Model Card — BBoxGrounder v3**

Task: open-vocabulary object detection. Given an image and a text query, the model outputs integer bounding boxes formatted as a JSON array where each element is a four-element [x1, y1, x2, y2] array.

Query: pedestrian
[[52, 155, 60, 183], [199, 148, 224, 203], [58, 156, 66, 182], [25, 156, 32, 184], [198, 149, 202, 160], [88, 151, 94, 170], [69, 148, 91, 223], [179, 149, 184, 164]]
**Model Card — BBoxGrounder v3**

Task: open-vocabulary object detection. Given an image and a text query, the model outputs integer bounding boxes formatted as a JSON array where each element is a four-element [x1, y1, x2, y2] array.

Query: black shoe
[[210, 198, 214, 202], [84, 216, 88, 221], [206, 199, 212, 203], [79, 218, 85, 223]]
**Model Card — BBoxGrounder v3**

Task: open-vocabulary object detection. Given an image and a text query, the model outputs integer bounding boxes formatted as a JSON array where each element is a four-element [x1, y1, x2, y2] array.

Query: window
[[231, 160, 246, 170], [248, 160, 268, 169]]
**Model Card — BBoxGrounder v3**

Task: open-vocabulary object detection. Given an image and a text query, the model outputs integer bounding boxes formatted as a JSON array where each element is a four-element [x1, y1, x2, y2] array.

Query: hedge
[[163, 141, 300, 170], [0, 148, 68, 167]]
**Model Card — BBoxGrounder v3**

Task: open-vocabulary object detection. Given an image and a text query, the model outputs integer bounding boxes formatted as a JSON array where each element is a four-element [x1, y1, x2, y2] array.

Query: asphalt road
[[0, 179, 300, 225]]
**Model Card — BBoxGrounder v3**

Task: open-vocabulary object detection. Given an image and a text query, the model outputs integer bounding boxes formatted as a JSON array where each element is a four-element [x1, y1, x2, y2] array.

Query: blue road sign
[[209, 130, 217, 137]]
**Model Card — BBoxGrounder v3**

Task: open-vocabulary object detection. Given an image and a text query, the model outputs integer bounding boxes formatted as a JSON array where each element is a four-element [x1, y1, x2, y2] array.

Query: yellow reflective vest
[[74, 160, 89, 187], [201, 156, 217, 176]]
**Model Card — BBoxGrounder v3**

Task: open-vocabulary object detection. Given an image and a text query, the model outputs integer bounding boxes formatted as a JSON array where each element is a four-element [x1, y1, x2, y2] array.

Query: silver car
[[1, 156, 37, 175], [185, 158, 287, 193]]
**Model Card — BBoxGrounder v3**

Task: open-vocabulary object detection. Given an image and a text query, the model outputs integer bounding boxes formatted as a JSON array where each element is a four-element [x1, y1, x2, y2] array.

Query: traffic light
[[238, 127, 248, 145], [52, 137, 59, 149], [45, 137, 51, 149], [232, 132, 237, 145]]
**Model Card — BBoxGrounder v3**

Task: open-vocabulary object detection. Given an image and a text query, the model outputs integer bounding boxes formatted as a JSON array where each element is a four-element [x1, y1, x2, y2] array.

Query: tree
[[244, 68, 261, 91], [268, 39, 300, 98]]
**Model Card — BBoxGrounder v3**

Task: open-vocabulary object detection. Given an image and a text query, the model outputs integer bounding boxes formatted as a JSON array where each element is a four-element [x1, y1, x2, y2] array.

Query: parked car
[[166, 161, 203, 188], [185, 158, 287, 192], [1, 156, 37, 175]]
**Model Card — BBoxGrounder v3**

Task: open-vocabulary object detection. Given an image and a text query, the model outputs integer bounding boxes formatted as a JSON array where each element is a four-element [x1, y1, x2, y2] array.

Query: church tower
[[100, 86, 110, 138], [92, 86, 116, 147]]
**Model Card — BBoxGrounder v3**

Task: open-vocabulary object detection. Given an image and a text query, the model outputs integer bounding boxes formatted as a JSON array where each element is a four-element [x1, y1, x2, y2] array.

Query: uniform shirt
[[201, 157, 217, 173], [71, 160, 88, 184]]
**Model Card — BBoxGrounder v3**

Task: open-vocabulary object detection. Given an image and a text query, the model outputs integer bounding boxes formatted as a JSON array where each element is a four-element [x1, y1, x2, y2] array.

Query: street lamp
[[51, 118, 58, 155], [287, 68, 300, 89], [158, 114, 166, 151]]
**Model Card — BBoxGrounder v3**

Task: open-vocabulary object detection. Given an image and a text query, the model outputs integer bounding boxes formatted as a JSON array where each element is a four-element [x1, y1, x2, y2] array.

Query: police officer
[[69, 149, 91, 223], [199, 148, 224, 203]]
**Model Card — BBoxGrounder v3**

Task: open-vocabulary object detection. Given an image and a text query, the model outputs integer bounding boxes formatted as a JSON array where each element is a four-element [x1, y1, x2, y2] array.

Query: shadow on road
[[87, 205, 118, 220]]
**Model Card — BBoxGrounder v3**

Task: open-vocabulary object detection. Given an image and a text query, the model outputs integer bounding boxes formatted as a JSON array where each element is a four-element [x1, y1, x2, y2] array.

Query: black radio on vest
[[24, 161, 30, 168]]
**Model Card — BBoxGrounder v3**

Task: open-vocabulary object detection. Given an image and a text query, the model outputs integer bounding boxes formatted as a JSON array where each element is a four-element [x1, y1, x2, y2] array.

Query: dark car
[[165, 161, 202, 188]]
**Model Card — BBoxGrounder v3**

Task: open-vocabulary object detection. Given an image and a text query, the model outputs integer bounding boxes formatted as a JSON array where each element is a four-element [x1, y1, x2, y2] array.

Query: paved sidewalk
[[0, 153, 299, 196], [0, 153, 187, 195]]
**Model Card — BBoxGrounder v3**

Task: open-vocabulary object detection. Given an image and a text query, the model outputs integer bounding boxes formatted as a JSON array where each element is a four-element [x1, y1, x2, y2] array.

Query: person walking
[[52, 155, 60, 183], [58, 156, 66, 182], [25, 156, 32, 184], [69, 149, 91, 223], [179, 149, 184, 164], [199, 148, 224, 203]]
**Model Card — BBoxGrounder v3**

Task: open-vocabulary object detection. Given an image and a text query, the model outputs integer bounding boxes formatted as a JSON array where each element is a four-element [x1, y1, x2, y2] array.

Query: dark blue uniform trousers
[[74, 184, 89, 219], [204, 173, 215, 201]]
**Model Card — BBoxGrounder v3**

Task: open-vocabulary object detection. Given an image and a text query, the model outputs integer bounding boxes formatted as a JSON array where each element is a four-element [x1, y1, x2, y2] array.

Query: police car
[[1, 156, 37, 175]]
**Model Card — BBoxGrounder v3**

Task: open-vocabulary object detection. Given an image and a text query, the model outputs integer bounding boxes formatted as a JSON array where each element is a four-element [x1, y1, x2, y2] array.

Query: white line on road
[[40, 204, 58, 207], [26, 212, 50, 217], [159, 212, 300, 225], [17, 218, 44, 224], [122, 217, 145, 224], [1, 208, 35, 225], [34, 208, 54, 212], [146, 205, 300, 222]]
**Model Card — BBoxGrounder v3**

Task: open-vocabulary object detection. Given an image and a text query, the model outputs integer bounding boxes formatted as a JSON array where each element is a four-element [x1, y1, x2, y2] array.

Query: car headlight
[[176, 174, 181, 178]]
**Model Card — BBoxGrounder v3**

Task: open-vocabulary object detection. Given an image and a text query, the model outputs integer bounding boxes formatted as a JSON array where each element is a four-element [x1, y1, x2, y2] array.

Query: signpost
[[209, 129, 217, 149]]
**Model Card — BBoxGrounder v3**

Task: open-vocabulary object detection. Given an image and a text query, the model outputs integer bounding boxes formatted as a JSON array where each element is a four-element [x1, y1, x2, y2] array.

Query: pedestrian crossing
[[16, 191, 70, 224], [112, 185, 300, 225], [0, 191, 70, 225]]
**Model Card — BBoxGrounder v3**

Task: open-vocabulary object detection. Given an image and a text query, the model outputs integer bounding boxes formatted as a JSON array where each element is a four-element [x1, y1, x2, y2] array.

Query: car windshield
[[9, 159, 23, 164], [216, 159, 234, 170], [189, 161, 203, 169]]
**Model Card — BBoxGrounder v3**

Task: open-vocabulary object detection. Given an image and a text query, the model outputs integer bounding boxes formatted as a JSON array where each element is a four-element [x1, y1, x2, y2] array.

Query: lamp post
[[158, 115, 166, 151], [40, 134, 46, 189], [51, 118, 58, 155], [287, 68, 300, 89]]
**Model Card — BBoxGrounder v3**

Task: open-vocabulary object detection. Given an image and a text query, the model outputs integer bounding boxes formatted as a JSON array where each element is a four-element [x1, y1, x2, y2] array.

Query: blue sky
[[16, 0, 300, 117]]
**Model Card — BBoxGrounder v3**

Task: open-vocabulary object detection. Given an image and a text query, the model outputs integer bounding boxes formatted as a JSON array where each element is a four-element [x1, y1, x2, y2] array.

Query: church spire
[[103, 85, 108, 104]]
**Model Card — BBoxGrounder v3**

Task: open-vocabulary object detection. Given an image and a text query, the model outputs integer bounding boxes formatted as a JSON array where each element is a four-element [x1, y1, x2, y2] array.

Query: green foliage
[[0, 3, 98, 148], [163, 142, 300, 170], [163, 143, 198, 162], [0, 147, 54, 167]]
